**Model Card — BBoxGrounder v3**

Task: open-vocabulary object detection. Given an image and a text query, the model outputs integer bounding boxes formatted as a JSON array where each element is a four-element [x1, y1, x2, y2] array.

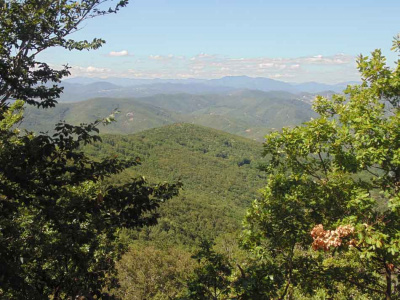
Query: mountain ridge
[[22, 91, 317, 140], [83, 122, 266, 245], [59, 75, 357, 101]]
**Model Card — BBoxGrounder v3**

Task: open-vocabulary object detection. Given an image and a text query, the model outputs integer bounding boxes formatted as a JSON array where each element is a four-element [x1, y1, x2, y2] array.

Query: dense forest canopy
[[1, 0, 400, 299]]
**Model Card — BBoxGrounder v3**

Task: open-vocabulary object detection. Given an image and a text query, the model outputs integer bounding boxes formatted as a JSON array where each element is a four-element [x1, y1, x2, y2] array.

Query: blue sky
[[41, 0, 400, 83]]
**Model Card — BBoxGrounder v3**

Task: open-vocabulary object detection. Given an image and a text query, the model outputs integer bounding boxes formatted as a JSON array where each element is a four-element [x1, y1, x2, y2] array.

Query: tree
[[0, 1, 181, 298], [186, 241, 233, 300], [242, 36, 400, 299], [114, 244, 194, 299], [0, 0, 128, 108]]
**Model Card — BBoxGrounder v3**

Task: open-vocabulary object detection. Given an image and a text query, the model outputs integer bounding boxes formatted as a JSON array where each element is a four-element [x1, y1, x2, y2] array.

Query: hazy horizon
[[38, 0, 400, 84], [62, 74, 360, 86]]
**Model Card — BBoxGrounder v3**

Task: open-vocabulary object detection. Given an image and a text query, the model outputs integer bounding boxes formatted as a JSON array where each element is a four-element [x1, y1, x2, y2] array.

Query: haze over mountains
[[23, 90, 317, 141], [59, 75, 355, 102], [24, 75, 358, 140]]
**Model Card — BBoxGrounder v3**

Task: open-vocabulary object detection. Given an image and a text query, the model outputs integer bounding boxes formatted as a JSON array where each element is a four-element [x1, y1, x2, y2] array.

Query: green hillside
[[84, 123, 266, 246], [189, 91, 316, 138], [22, 97, 182, 134], [22, 91, 316, 140]]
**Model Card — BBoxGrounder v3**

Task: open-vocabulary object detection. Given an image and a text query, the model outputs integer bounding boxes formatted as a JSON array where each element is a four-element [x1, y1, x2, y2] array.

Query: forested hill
[[21, 91, 316, 141], [84, 123, 266, 246]]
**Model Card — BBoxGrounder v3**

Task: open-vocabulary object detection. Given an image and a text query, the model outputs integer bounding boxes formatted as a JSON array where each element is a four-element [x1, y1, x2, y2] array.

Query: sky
[[40, 0, 400, 83]]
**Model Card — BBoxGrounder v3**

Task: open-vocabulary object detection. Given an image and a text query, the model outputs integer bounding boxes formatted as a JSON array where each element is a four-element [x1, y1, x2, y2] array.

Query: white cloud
[[67, 52, 359, 83], [190, 53, 217, 61], [191, 65, 204, 70], [108, 50, 131, 57], [149, 55, 163, 60], [86, 66, 109, 73], [301, 53, 352, 65], [181, 53, 357, 82], [197, 53, 215, 59], [69, 66, 117, 78], [271, 73, 295, 79], [259, 63, 274, 69], [148, 54, 178, 62]]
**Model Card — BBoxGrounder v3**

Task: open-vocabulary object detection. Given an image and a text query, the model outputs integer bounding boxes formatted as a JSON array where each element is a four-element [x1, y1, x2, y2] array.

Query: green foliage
[[0, 1, 182, 298], [113, 244, 194, 299], [0, 0, 128, 108], [83, 124, 266, 298], [84, 123, 266, 247], [185, 241, 233, 300], [0, 102, 180, 298], [242, 39, 400, 299]]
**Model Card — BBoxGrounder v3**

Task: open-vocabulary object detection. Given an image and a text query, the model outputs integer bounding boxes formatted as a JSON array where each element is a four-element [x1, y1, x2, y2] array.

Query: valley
[[1, 0, 397, 298], [85, 123, 266, 246], [22, 86, 319, 141]]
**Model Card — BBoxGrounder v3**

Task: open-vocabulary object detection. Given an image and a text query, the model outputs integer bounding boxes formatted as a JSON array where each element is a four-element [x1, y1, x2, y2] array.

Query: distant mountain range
[[58, 76, 357, 102], [24, 76, 360, 140], [22, 90, 317, 141]]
